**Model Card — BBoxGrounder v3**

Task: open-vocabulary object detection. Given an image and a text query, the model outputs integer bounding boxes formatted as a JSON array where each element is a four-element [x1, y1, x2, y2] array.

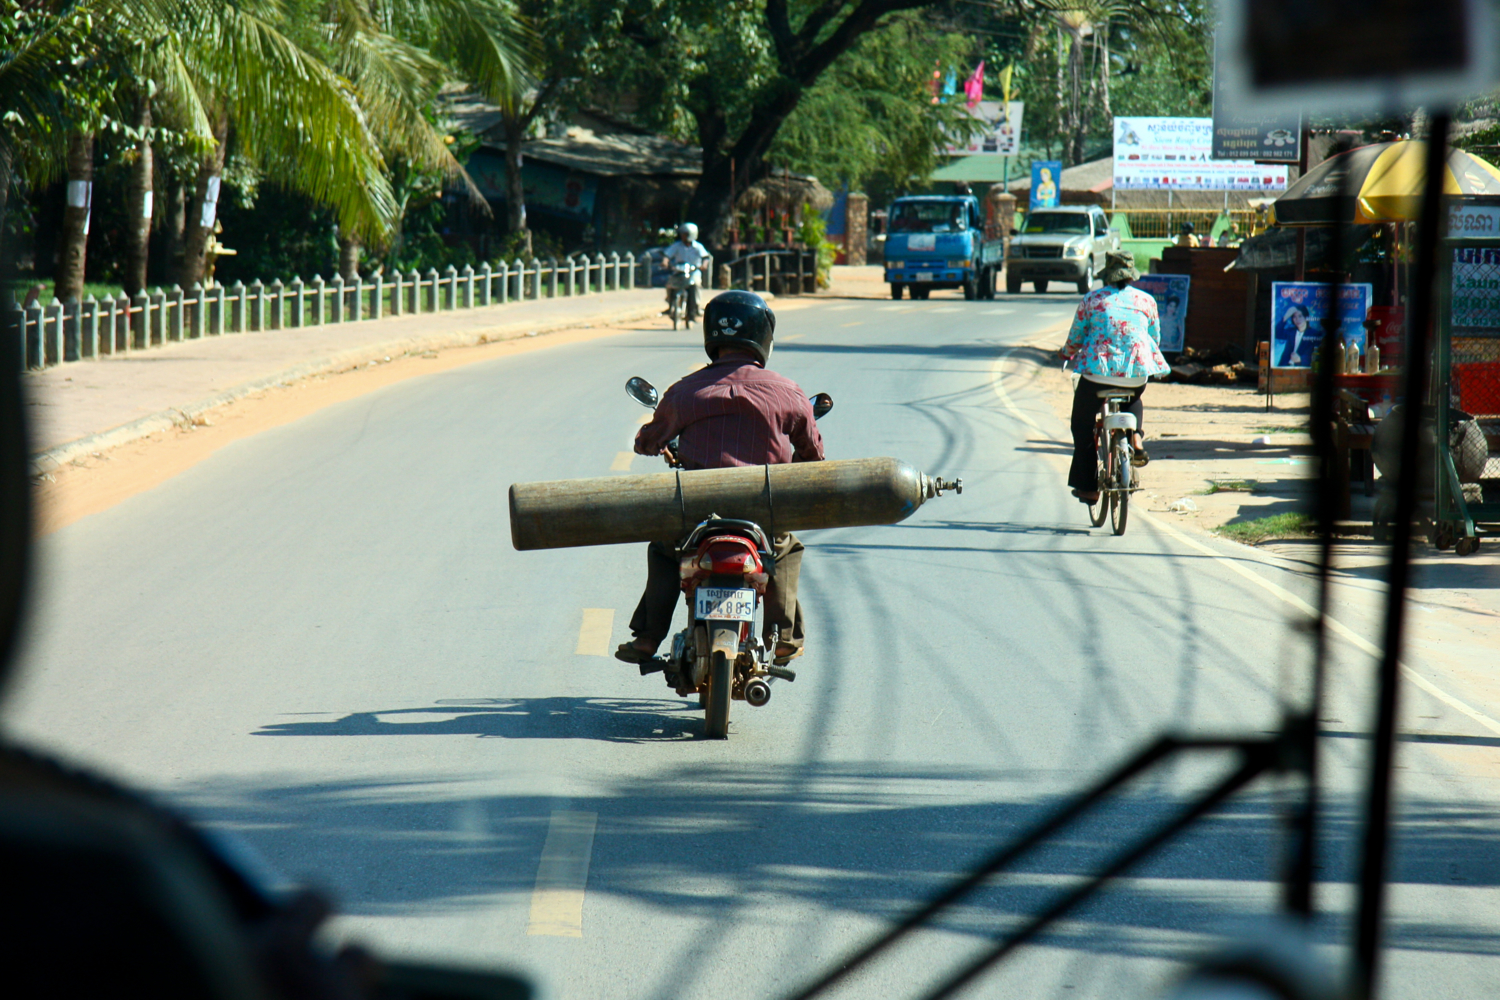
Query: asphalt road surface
[[7, 288, 1500, 1000]]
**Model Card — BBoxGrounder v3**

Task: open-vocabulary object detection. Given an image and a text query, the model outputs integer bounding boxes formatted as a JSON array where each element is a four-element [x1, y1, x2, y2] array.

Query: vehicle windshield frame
[[890, 201, 969, 234], [1022, 212, 1091, 235]]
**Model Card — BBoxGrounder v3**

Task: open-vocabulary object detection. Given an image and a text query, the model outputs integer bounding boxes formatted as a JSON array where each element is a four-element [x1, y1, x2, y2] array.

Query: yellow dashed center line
[[610, 451, 635, 471], [575, 608, 614, 656], [526, 810, 598, 937]]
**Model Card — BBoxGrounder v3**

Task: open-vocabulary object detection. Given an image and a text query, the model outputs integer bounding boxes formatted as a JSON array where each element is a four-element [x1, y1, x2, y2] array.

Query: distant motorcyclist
[[616, 291, 824, 668], [662, 222, 710, 322]]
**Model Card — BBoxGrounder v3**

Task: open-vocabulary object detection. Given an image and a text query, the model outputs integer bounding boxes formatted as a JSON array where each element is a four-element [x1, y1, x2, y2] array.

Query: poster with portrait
[[1030, 160, 1062, 211], [1270, 282, 1373, 368], [1133, 274, 1191, 353]]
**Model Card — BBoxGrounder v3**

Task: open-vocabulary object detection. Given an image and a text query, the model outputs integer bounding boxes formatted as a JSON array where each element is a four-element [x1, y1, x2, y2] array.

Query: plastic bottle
[[1330, 339, 1347, 374], [1347, 341, 1361, 373], [1368, 341, 1381, 373]]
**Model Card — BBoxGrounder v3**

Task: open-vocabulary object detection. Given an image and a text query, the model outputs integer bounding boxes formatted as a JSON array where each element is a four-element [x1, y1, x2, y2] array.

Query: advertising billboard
[[942, 101, 1025, 157], [1133, 274, 1191, 353], [1113, 117, 1288, 191]]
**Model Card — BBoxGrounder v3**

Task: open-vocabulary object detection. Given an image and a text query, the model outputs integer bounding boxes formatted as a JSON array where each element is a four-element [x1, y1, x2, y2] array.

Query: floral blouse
[[1063, 285, 1170, 379]]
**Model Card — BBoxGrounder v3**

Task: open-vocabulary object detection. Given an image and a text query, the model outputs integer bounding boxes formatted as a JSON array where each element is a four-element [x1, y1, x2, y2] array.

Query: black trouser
[[1068, 377, 1146, 493], [629, 533, 805, 651]]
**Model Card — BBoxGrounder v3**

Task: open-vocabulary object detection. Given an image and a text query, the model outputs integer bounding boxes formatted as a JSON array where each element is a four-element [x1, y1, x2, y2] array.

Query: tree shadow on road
[[171, 759, 1500, 966]]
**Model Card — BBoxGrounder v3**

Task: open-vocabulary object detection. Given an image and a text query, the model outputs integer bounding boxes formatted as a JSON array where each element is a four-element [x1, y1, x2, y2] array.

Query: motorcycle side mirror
[[625, 377, 659, 409], [810, 393, 834, 419]]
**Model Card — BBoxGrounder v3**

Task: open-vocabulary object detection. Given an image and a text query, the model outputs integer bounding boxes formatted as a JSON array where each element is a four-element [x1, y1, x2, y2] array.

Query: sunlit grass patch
[[1215, 512, 1315, 544]]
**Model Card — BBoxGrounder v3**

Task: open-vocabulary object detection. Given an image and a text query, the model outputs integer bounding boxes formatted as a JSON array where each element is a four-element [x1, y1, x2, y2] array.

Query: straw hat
[[1100, 250, 1139, 284]]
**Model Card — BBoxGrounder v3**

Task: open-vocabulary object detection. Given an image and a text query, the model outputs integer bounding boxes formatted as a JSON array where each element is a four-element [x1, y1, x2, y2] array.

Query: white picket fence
[[1, 252, 683, 371]]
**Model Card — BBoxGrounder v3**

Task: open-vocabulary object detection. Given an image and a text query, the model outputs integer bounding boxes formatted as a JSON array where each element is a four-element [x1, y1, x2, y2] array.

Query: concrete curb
[[31, 301, 666, 475]]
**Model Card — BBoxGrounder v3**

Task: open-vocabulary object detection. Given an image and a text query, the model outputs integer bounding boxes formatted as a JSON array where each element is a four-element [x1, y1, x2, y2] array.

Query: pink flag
[[964, 61, 984, 109]]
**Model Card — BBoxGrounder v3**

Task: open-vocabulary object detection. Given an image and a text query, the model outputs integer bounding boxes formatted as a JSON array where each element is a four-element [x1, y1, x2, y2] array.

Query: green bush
[[796, 203, 837, 289]]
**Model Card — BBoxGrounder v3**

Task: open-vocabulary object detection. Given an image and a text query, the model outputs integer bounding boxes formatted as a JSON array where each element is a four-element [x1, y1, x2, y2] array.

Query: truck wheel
[[912, 287, 930, 300], [962, 276, 977, 300], [981, 267, 996, 299], [1034, 281, 1049, 293], [1006, 273, 1021, 295], [890, 283, 904, 300], [1076, 261, 1094, 295]]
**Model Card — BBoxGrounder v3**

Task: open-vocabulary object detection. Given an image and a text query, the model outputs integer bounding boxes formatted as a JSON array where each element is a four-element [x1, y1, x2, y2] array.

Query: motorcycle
[[664, 260, 700, 330], [625, 375, 833, 738]]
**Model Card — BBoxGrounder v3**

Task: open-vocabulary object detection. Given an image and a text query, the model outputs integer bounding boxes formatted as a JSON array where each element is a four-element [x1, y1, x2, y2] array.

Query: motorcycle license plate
[[916, 272, 934, 282], [695, 587, 756, 621]]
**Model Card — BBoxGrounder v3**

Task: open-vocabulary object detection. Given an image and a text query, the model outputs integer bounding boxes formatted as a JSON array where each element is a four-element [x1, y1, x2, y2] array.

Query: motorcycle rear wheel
[[704, 650, 732, 738]]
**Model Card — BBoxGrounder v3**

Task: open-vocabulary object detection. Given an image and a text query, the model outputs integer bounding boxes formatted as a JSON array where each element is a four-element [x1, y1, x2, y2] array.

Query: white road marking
[[1038, 309, 1071, 317], [990, 341, 1500, 740], [610, 451, 634, 471], [526, 810, 598, 937], [575, 609, 614, 656], [932, 307, 963, 313], [984, 307, 1016, 315], [826, 305, 858, 311], [840, 321, 863, 328]]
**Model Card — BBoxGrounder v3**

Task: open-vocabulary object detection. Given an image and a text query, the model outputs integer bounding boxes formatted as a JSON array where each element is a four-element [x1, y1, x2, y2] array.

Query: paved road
[[6, 290, 1500, 999]]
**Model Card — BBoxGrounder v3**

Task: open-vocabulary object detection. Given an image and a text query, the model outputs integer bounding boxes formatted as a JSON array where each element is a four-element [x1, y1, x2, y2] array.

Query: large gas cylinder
[[509, 457, 961, 551]]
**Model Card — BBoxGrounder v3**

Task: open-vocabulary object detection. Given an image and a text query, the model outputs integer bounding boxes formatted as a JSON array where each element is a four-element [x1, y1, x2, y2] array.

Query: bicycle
[[1087, 387, 1139, 535], [1065, 360, 1139, 536]]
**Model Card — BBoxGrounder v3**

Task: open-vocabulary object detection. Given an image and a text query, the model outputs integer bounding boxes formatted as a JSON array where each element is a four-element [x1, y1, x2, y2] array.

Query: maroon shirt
[[635, 356, 825, 469]]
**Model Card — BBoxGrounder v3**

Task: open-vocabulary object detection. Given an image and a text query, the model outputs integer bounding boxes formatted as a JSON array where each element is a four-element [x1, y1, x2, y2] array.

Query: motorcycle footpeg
[[638, 657, 669, 676], [767, 666, 796, 682]]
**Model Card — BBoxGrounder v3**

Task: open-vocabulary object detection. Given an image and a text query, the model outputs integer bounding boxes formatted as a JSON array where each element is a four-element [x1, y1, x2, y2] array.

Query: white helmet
[[678, 222, 698, 240]]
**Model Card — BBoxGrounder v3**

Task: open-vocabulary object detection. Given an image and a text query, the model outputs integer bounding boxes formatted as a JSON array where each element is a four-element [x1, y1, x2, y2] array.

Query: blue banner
[[1270, 282, 1373, 369], [1030, 161, 1062, 211], [1133, 274, 1191, 353]]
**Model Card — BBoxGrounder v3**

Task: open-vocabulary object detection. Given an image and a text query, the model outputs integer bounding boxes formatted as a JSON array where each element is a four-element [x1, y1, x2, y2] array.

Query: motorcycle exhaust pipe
[[744, 678, 772, 707]]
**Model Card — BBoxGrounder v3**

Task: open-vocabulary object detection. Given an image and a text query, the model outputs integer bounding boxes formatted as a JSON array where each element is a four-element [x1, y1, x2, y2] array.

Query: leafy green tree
[[767, 13, 977, 194], [585, 0, 948, 245]]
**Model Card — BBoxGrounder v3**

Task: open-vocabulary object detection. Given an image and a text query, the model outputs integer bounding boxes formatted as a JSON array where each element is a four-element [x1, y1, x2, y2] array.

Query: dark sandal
[[614, 642, 656, 665], [773, 644, 803, 666], [1071, 489, 1099, 504], [1132, 447, 1150, 467]]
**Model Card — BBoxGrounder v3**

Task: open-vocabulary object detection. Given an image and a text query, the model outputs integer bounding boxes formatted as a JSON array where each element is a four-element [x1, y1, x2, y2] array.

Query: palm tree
[[312, 0, 531, 273]]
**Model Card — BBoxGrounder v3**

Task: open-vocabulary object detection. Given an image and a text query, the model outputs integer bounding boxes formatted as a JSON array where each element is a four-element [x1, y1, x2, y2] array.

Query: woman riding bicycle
[[1058, 250, 1170, 504]]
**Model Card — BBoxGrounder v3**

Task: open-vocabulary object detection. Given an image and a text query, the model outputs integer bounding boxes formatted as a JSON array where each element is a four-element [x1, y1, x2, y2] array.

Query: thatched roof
[[738, 173, 834, 212]]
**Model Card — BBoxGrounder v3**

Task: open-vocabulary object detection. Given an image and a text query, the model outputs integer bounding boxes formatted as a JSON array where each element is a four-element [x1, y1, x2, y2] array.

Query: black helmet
[[703, 290, 775, 364]]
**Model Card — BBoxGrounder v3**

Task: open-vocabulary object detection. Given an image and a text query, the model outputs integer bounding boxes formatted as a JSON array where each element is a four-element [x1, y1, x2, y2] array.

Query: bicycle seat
[[1096, 388, 1136, 399]]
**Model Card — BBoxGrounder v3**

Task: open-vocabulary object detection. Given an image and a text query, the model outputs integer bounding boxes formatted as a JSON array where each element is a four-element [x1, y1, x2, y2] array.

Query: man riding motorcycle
[[616, 290, 824, 669], [662, 222, 710, 322]]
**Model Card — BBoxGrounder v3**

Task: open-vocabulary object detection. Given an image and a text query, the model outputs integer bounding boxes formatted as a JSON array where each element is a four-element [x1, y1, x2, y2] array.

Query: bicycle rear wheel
[[1110, 439, 1130, 535], [1088, 435, 1109, 526]]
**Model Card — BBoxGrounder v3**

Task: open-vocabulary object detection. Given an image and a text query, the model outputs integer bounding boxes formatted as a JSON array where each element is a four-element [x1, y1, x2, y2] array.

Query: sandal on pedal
[[614, 642, 656, 665], [773, 644, 803, 666], [1071, 489, 1099, 504], [1132, 447, 1150, 467]]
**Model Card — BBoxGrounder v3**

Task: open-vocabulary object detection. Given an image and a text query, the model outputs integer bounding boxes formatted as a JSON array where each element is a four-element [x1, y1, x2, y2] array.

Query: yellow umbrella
[[1270, 141, 1500, 226]]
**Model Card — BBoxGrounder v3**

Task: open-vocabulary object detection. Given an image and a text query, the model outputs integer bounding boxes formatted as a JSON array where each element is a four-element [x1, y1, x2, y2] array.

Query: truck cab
[[1005, 205, 1120, 294], [882, 196, 1003, 300]]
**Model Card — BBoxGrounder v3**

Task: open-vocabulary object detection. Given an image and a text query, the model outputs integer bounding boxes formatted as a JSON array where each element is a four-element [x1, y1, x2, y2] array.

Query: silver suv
[[1005, 205, 1120, 294]]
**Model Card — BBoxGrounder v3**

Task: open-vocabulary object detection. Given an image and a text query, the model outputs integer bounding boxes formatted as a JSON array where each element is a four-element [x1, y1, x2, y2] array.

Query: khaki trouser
[[629, 532, 805, 651]]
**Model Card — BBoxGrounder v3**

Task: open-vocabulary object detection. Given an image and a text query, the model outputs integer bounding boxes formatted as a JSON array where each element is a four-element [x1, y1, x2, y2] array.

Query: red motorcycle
[[625, 376, 833, 738]]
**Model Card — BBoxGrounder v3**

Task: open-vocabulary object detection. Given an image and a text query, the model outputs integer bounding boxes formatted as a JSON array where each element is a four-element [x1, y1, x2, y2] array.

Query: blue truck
[[882, 195, 1005, 300]]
